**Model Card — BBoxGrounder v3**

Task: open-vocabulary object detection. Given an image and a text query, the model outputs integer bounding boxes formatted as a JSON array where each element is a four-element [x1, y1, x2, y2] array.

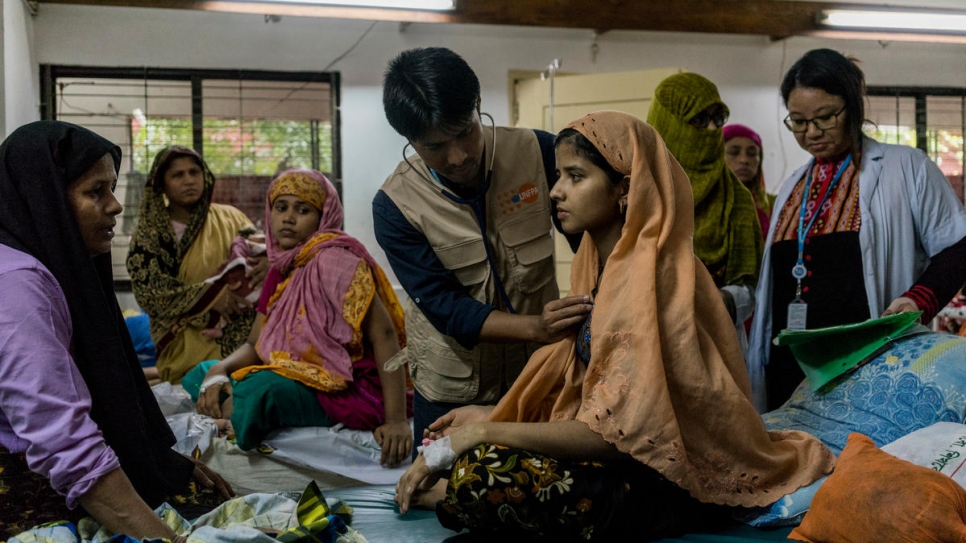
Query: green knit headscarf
[[646, 72, 762, 288]]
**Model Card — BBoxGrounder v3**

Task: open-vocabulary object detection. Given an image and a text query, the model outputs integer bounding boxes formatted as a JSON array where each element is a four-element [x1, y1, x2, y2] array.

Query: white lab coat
[[746, 136, 966, 411]]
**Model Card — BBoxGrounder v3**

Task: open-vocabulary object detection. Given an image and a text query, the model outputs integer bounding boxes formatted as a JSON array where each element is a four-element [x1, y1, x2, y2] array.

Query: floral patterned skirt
[[436, 444, 729, 542]]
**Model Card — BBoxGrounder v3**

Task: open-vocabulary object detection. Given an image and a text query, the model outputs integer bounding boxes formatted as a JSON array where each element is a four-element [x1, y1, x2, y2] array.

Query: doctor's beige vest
[[380, 126, 559, 403]]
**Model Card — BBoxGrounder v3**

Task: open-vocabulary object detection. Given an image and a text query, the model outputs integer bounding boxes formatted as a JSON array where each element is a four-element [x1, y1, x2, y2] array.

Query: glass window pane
[[926, 96, 964, 203], [201, 79, 333, 227], [865, 95, 917, 147], [53, 71, 336, 281]]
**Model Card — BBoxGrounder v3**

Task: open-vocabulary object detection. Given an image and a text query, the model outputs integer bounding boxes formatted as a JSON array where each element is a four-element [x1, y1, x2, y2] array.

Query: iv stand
[[540, 59, 562, 132]]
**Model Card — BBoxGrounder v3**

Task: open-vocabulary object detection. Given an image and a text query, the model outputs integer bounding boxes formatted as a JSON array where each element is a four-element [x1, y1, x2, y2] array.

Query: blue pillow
[[742, 330, 966, 528], [763, 330, 966, 455], [124, 313, 157, 367]]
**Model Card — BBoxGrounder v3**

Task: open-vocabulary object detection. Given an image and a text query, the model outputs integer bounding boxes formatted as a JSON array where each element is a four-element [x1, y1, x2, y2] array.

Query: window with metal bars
[[865, 86, 964, 204], [40, 65, 340, 284]]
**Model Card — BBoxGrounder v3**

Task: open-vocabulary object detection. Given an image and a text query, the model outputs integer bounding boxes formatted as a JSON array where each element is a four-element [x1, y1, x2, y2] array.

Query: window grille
[[40, 66, 340, 283], [866, 86, 965, 203]]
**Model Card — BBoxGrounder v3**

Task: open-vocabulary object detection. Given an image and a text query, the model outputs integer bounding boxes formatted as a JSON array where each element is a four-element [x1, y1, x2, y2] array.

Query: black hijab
[[0, 121, 193, 507]]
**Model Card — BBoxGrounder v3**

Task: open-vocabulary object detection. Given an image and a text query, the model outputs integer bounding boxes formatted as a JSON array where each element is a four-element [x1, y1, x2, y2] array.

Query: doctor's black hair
[[382, 47, 481, 143], [780, 48, 866, 158]]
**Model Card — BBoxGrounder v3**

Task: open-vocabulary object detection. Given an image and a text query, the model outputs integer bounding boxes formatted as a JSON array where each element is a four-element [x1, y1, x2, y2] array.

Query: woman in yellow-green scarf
[[127, 146, 264, 384], [647, 73, 763, 360]]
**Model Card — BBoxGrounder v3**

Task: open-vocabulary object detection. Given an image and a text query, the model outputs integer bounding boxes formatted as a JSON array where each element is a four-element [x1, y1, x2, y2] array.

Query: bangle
[[199, 374, 230, 395]]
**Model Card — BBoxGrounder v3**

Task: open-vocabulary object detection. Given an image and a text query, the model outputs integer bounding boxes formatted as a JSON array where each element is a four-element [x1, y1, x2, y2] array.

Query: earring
[[618, 196, 628, 215]]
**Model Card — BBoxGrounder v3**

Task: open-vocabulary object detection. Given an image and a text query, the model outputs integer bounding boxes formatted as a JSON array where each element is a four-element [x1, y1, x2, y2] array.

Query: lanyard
[[792, 154, 852, 285], [431, 167, 517, 315]]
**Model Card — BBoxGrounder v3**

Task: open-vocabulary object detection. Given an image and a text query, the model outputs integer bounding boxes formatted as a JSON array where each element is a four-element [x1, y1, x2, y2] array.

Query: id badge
[[787, 301, 808, 331]]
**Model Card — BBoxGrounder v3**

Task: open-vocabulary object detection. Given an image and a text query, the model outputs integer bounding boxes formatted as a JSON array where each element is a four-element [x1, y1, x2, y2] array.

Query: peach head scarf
[[488, 111, 833, 507], [233, 169, 405, 391]]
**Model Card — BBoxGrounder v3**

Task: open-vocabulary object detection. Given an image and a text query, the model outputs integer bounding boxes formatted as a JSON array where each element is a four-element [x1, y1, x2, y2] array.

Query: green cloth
[[183, 360, 333, 451], [230, 369, 333, 450], [647, 73, 763, 288]]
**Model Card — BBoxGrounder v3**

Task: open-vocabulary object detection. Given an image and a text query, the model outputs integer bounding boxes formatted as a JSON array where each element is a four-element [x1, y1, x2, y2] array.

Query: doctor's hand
[[533, 295, 594, 344], [881, 296, 921, 320]]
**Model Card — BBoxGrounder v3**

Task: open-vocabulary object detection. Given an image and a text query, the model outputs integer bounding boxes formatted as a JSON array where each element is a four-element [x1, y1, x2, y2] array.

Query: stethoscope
[[401, 111, 498, 196], [402, 112, 517, 314]]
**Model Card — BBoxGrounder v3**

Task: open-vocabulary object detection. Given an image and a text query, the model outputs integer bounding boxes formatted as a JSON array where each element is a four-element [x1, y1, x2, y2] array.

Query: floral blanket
[[9, 482, 366, 543]]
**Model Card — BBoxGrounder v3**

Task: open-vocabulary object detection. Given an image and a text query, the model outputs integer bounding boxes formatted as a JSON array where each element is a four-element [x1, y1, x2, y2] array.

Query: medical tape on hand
[[417, 435, 457, 471], [199, 374, 230, 395]]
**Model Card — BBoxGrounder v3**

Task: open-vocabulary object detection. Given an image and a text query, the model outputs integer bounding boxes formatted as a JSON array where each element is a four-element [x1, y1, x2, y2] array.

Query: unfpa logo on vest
[[498, 183, 540, 215]]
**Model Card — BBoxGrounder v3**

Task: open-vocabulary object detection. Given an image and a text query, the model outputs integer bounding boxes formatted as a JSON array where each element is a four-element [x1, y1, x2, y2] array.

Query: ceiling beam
[[37, 0, 838, 38], [447, 0, 835, 39]]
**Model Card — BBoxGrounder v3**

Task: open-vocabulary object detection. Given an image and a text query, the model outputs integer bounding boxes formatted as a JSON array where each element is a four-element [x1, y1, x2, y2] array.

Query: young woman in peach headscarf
[[394, 111, 833, 541]]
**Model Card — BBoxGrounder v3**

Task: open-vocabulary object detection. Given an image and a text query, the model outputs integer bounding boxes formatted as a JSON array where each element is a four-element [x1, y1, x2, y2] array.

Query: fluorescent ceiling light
[[805, 29, 966, 45], [820, 9, 966, 34], [234, 0, 455, 10]]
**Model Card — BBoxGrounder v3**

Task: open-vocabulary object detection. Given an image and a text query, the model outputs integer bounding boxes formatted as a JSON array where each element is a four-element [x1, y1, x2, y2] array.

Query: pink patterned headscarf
[[265, 168, 345, 274], [722, 123, 762, 148], [249, 169, 404, 391]]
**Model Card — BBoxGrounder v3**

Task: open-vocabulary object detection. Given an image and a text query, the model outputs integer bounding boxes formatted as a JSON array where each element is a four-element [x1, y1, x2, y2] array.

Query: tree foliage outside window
[[927, 130, 964, 177], [131, 117, 333, 176], [863, 124, 917, 149]]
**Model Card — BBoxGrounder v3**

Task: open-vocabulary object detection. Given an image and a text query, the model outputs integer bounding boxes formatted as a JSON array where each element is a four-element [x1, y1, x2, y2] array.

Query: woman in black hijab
[[0, 121, 231, 539]]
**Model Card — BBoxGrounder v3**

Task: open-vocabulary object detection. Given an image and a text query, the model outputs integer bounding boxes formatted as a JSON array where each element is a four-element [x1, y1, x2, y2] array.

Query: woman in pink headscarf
[[722, 124, 775, 236], [723, 124, 775, 238], [187, 168, 412, 468]]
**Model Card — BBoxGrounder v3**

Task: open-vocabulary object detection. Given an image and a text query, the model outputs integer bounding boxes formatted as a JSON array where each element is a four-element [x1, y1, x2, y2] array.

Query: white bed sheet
[[152, 382, 411, 493]]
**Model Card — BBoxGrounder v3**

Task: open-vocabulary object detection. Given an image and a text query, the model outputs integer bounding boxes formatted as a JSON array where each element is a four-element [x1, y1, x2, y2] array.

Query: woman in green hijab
[[647, 72, 763, 373]]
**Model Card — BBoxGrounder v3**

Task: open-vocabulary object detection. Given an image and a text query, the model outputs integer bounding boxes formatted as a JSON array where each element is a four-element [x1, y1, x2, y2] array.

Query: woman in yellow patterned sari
[[127, 146, 266, 383], [187, 169, 413, 468]]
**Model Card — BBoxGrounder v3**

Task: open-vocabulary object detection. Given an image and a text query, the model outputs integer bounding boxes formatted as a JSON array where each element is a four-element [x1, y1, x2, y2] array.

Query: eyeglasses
[[688, 109, 729, 130], [783, 107, 846, 133]]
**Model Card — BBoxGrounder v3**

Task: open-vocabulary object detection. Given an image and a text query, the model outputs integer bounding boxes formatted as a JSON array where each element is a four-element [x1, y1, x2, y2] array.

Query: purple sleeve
[[257, 267, 283, 314], [0, 265, 120, 509]]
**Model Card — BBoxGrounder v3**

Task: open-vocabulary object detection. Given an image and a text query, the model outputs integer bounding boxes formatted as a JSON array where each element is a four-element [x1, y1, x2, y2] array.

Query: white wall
[[30, 4, 966, 282], [2, 0, 38, 135]]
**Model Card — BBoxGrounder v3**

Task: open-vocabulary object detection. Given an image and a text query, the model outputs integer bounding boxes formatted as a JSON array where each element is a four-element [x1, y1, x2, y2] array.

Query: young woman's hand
[[394, 453, 440, 514], [424, 405, 493, 440], [395, 423, 484, 514], [196, 363, 232, 419]]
